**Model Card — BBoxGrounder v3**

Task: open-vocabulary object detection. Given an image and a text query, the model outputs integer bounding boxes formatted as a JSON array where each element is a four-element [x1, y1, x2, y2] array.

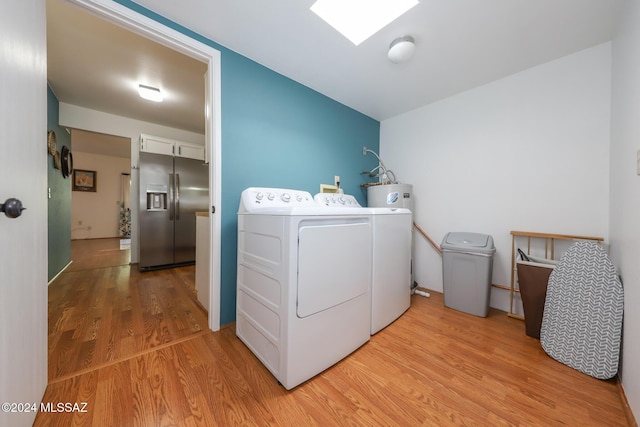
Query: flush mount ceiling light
[[388, 35, 415, 64], [138, 84, 163, 102], [310, 0, 419, 46]]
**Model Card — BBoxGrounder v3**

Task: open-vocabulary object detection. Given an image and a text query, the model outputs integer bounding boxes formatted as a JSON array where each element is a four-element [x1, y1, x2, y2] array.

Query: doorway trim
[[67, 0, 222, 331]]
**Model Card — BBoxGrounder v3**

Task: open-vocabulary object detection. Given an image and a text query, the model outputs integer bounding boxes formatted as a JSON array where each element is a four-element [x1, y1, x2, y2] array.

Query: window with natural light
[[310, 0, 419, 45]]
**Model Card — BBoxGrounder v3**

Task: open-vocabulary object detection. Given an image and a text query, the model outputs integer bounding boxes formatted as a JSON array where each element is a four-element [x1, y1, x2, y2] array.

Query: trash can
[[516, 254, 556, 339], [441, 232, 496, 317]]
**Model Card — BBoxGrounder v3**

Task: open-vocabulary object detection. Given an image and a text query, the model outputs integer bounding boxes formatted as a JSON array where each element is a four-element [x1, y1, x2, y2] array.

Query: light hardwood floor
[[36, 241, 633, 426], [67, 238, 131, 272], [46, 238, 208, 383]]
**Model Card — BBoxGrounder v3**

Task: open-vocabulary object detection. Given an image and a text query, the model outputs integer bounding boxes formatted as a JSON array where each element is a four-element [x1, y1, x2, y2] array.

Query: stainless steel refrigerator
[[139, 151, 209, 269]]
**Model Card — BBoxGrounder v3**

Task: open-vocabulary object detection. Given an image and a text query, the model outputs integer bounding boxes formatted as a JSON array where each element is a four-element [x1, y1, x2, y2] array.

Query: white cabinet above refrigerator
[[140, 133, 205, 161]]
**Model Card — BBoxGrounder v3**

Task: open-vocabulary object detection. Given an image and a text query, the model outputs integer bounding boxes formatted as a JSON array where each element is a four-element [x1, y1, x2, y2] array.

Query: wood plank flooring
[[37, 246, 633, 427], [67, 238, 131, 272], [47, 239, 208, 382]]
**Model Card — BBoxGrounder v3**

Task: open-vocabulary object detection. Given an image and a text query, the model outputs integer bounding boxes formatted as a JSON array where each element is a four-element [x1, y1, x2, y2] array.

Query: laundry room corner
[[379, 43, 611, 314], [218, 51, 380, 325], [106, 0, 381, 326]]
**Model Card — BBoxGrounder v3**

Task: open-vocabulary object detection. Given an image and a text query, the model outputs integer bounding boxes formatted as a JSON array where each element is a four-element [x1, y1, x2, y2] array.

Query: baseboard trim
[[47, 260, 73, 286]]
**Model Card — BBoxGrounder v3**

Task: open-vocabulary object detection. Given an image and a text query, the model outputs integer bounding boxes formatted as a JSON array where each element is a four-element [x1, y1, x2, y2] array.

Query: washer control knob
[[256, 192, 263, 201], [281, 193, 291, 202], [267, 193, 275, 201], [296, 195, 303, 202], [338, 196, 345, 205]]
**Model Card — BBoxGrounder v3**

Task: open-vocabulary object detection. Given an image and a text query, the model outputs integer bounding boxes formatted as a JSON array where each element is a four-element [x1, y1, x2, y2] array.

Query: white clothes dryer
[[236, 188, 371, 390], [314, 193, 412, 334]]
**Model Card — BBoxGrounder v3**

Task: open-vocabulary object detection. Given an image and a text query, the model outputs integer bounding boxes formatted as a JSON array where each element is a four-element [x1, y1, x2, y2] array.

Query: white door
[[0, 1, 49, 426]]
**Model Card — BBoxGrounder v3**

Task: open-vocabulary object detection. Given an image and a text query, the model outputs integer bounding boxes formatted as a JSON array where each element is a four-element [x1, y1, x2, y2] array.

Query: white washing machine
[[314, 193, 412, 334], [236, 188, 371, 390]]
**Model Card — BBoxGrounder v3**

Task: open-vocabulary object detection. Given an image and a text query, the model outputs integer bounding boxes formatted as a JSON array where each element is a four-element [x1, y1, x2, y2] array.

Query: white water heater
[[367, 183, 413, 210], [367, 183, 415, 289]]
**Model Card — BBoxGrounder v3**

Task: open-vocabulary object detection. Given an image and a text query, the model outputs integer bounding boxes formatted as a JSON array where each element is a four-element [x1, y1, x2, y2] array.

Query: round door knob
[[1, 198, 26, 218]]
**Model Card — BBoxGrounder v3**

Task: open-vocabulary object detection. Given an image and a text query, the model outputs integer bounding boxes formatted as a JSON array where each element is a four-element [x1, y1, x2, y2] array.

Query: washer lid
[[441, 232, 495, 253]]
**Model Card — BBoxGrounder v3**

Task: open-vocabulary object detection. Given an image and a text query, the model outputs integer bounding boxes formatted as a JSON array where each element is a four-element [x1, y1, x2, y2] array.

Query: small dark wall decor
[[61, 145, 73, 179], [73, 169, 97, 192]]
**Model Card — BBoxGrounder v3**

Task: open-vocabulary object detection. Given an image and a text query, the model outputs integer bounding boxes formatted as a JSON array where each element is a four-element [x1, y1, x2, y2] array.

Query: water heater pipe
[[413, 222, 442, 255], [362, 146, 397, 184]]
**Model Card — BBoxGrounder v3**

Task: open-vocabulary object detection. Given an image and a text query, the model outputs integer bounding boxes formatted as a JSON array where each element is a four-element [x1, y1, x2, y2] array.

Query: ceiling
[[47, 0, 207, 153], [48, 0, 625, 152], [71, 129, 131, 158]]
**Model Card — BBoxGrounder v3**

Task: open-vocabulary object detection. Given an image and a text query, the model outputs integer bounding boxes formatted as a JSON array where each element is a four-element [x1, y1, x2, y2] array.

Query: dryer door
[[297, 221, 371, 318]]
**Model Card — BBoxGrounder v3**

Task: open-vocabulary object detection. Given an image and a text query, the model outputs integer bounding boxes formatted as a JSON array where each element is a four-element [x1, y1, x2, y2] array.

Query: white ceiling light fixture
[[388, 36, 416, 64], [310, 0, 419, 46], [138, 84, 163, 102]]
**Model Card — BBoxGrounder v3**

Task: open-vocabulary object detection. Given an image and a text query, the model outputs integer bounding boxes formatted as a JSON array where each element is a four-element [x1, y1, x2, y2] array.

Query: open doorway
[[67, 129, 132, 270], [48, 0, 222, 330]]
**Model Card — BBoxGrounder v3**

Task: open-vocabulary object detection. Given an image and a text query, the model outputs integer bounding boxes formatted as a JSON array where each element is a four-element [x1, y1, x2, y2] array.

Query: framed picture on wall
[[72, 169, 97, 192]]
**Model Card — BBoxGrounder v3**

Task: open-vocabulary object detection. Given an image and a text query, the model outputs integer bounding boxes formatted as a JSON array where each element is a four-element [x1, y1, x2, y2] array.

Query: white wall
[[71, 152, 130, 239], [59, 103, 205, 262], [610, 0, 640, 417], [381, 43, 612, 314]]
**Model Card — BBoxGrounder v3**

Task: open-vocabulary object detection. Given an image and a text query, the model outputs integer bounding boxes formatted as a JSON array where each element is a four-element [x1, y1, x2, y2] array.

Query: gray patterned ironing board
[[540, 240, 623, 380]]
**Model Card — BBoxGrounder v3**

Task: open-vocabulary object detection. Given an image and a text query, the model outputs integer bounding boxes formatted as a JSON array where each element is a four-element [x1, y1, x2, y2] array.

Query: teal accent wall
[[114, 1, 380, 325], [47, 86, 72, 281]]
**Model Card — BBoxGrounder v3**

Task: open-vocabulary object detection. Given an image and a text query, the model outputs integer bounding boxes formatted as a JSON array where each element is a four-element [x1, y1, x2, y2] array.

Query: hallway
[[46, 238, 208, 382]]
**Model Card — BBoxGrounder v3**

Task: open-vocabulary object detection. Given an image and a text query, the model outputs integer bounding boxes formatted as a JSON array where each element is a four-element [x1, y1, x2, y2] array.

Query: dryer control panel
[[314, 193, 361, 208], [239, 187, 315, 213]]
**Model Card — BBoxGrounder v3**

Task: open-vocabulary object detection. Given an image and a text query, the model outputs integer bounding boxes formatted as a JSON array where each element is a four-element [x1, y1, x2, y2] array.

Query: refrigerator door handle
[[176, 173, 180, 220], [169, 173, 174, 220]]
